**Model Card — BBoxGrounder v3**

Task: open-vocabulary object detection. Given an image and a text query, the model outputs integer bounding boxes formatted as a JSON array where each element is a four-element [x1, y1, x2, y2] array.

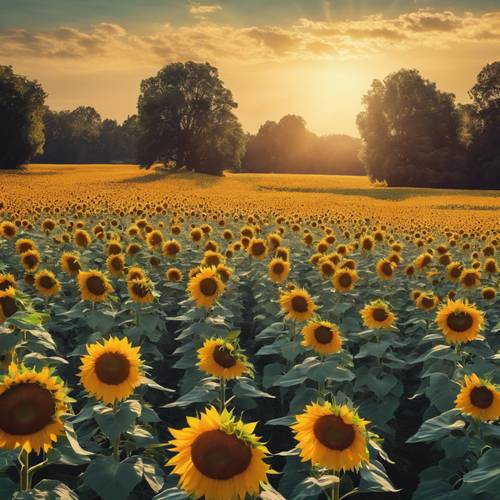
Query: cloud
[[189, 3, 222, 16], [0, 9, 498, 67]]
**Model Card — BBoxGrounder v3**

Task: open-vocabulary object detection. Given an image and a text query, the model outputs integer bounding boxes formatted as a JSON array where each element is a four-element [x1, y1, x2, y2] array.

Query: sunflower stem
[[112, 400, 121, 461], [219, 378, 226, 411], [332, 472, 341, 500], [19, 448, 30, 491]]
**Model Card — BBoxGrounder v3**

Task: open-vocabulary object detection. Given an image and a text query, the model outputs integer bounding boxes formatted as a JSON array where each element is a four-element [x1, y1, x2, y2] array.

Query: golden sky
[[1, 2, 499, 135]]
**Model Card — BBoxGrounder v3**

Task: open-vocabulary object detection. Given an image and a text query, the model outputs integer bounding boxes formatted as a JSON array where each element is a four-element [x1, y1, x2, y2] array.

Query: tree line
[[0, 61, 499, 188]]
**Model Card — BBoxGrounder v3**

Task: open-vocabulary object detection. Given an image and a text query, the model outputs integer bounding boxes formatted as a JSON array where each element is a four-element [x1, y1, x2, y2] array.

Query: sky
[[0, 1, 499, 136]]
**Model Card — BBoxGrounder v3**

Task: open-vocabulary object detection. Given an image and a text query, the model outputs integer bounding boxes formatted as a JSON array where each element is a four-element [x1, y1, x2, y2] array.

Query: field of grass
[[0, 163, 498, 500]]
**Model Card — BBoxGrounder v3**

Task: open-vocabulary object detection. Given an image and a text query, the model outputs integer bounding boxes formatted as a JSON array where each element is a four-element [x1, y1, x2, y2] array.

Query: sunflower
[[301, 321, 342, 355], [106, 240, 122, 256], [484, 258, 498, 274], [360, 300, 396, 329], [360, 235, 375, 252], [319, 259, 336, 279], [436, 299, 484, 344], [268, 258, 290, 284], [460, 268, 481, 289], [415, 252, 433, 269], [455, 374, 500, 422], [15, 238, 36, 255], [0, 363, 70, 453], [60, 252, 82, 275], [275, 246, 290, 261], [126, 243, 141, 257], [188, 267, 225, 308], [202, 250, 224, 268], [0, 273, 16, 291], [247, 238, 268, 260], [280, 288, 316, 322], [216, 264, 233, 283], [197, 339, 250, 379], [34, 270, 61, 298], [146, 230, 163, 249], [20, 249, 41, 272], [0, 287, 18, 323], [292, 402, 369, 472], [416, 292, 439, 311], [78, 270, 113, 302], [376, 259, 396, 280], [481, 287, 496, 300], [106, 254, 125, 277], [0, 221, 17, 239], [332, 269, 358, 292], [127, 266, 146, 282], [163, 240, 182, 259], [79, 337, 142, 404], [165, 267, 183, 282], [128, 279, 154, 304], [167, 406, 271, 500], [74, 229, 91, 248]]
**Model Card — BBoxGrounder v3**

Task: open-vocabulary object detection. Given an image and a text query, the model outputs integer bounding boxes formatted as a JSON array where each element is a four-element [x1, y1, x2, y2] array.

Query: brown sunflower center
[[362, 239, 373, 250], [251, 242, 266, 256], [199, 278, 218, 297], [86, 276, 106, 296], [462, 273, 477, 286], [372, 308, 388, 322], [313, 414, 355, 451], [446, 312, 473, 333], [94, 352, 130, 385], [191, 430, 252, 480], [39, 275, 56, 290], [168, 270, 181, 281], [291, 296, 309, 313], [213, 346, 237, 368], [23, 254, 38, 268], [450, 266, 462, 278], [67, 257, 81, 272], [166, 244, 178, 255], [0, 295, 17, 318], [0, 383, 55, 435], [18, 243, 33, 253], [338, 273, 352, 288], [131, 282, 149, 298], [421, 296, 435, 308], [0, 280, 14, 291], [273, 262, 285, 275], [381, 262, 393, 276], [470, 386, 493, 409], [314, 325, 333, 344], [111, 258, 123, 271]]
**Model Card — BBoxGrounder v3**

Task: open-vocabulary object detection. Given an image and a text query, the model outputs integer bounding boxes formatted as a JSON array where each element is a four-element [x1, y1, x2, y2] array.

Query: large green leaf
[[407, 409, 465, 443], [461, 448, 500, 495]]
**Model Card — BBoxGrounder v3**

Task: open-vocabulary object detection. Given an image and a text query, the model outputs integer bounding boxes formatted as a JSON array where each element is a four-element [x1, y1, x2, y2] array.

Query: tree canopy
[[0, 65, 46, 169], [137, 61, 244, 175], [242, 115, 364, 175]]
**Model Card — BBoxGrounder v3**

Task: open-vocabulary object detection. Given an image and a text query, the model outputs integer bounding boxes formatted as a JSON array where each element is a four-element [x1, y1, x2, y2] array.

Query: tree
[[0, 65, 46, 169], [466, 62, 500, 188], [137, 61, 244, 175], [242, 115, 364, 175], [357, 69, 467, 188]]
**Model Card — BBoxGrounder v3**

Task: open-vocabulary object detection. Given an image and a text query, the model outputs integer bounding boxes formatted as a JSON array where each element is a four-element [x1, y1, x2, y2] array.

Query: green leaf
[[358, 459, 399, 493], [0, 477, 17, 499], [153, 488, 189, 500], [142, 457, 165, 493], [12, 480, 78, 499], [94, 400, 142, 440], [82, 455, 143, 500], [461, 448, 500, 495], [407, 409, 465, 443]]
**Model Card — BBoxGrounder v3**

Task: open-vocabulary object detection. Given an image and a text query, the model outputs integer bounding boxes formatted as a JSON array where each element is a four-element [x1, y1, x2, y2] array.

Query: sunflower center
[[67, 258, 81, 272], [446, 312, 473, 333], [166, 244, 178, 255], [86, 276, 106, 295], [131, 282, 149, 298], [0, 295, 17, 318], [94, 352, 130, 385], [191, 430, 252, 480], [313, 414, 355, 451], [24, 254, 38, 268], [338, 273, 352, 288], [381, 262, 393, 276], [372, 308, 388, 322], [291, 296, 308, 313], [0, 280, 13, 291], [39, 275, 56, 289], [273, 262, 285, 275], [111, 258, 122, 271], [314, 326, 333, 344], [200, 278, 218, 297], [18, 243, 32, 253], [470, 386, 493, 409], [450, 267, 461, 278], [462, 273, 476, 286], [213, 346, 237, 368], [421, 296, 435, 308], [251, 242, 266, 256], [0, 383, 55, 435]]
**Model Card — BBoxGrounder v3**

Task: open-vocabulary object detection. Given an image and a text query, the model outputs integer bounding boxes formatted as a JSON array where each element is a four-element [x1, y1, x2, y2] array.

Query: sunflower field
[[0, 165, 499, 500]]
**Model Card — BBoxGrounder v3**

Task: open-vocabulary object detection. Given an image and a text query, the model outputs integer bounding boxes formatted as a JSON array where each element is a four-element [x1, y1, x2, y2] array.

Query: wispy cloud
[[189, 3, 222, 17], [0, 9, 498, 66]]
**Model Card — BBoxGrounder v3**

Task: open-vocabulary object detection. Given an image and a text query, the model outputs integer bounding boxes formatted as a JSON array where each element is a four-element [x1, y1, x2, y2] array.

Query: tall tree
[[467, 62, 500, 188], [357, 69, 467, 187], [0, 65, 46, 169], [137, 61, 244, 175]]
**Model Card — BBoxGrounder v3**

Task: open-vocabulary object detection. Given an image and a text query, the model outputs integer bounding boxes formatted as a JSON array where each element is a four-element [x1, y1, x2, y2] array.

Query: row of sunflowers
[[0, 205, 499, 500]]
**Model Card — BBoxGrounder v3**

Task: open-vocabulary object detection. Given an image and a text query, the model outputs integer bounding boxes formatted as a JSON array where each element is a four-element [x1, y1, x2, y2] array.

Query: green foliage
[[137, 61, 244, 175], [0, 65, 46, 169]]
